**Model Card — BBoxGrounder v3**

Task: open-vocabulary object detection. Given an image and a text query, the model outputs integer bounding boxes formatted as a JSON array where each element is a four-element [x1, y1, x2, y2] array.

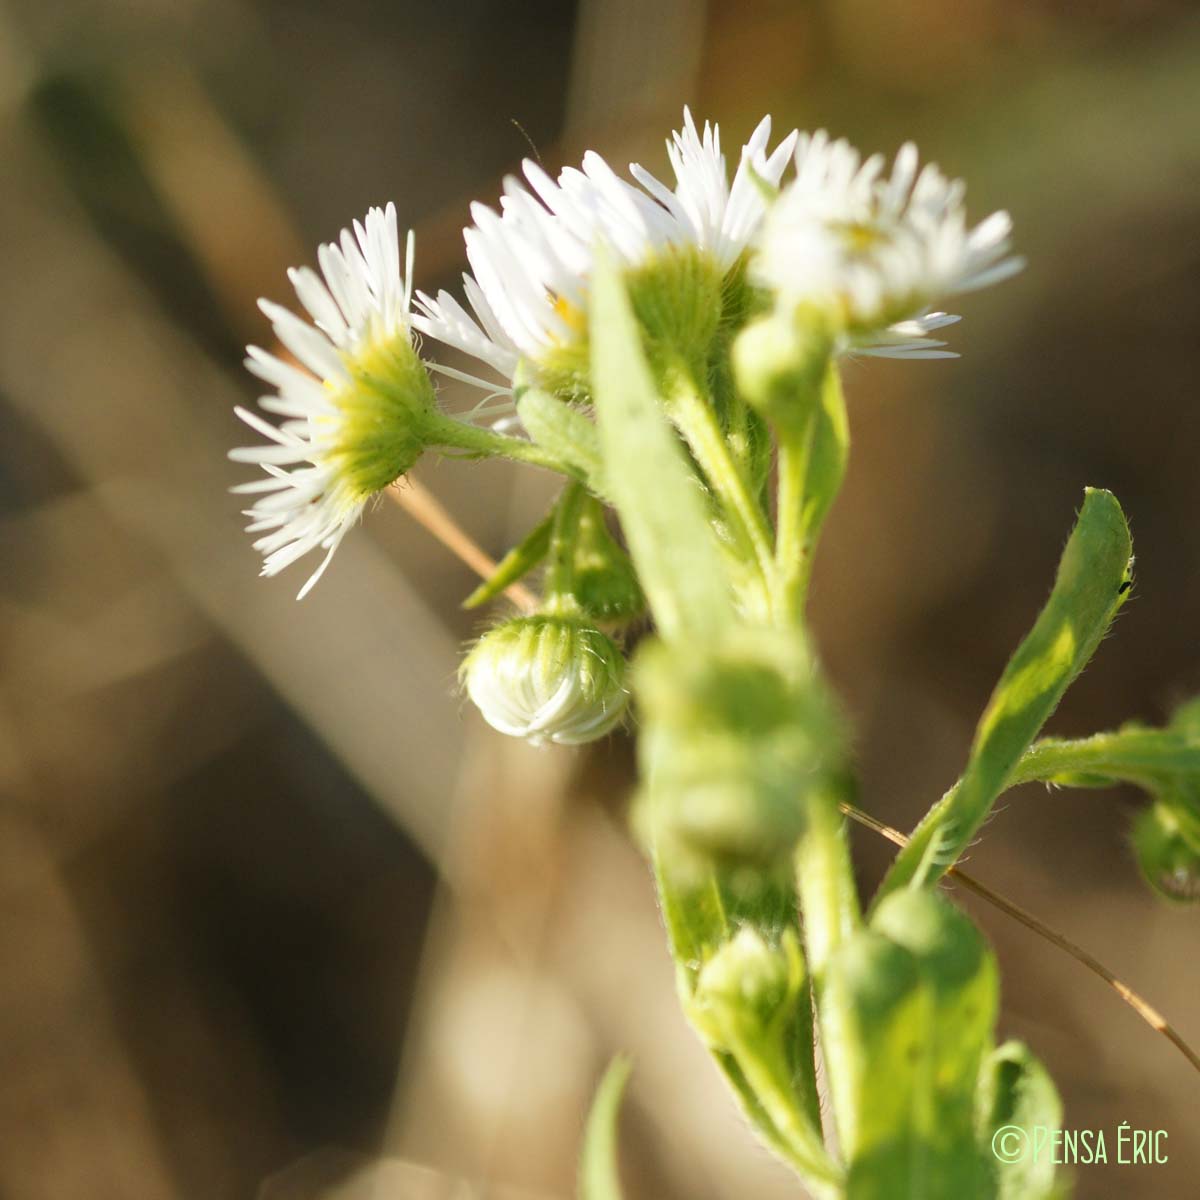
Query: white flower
[[754, 132, 1024, 358], [412, 109, 798, 393], [462, 615, 628, 746], [230, 204, 445, 598]]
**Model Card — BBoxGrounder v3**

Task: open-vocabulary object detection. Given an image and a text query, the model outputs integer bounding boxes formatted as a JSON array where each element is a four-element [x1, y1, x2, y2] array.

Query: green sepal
[[977, 1041, 1064, 1200], [578, 1056, 631, 1200], [462, 512, 552, 609], [875, 488, 1133, 901], [588, 246, 734, 641]]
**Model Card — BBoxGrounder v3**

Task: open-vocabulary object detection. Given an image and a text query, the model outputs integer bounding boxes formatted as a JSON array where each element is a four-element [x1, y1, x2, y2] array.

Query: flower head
[[754, 132, 1024, 357], [462, 614, 628, 746], [230, 204, 438, 597], [413, 109, 798, 395]]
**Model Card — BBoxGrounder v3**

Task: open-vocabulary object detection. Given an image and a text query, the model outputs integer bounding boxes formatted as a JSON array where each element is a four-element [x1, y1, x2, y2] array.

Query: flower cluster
[[231, 110, 1021, 743]]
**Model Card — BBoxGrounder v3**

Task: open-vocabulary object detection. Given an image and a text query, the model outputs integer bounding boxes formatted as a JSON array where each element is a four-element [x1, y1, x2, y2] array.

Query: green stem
[[793, 786, 861, 1170], [775, 419, 816, 624], [869, 727, 1197, 916], [1011, 730, 1200, 789], [543, 480, 587, 610], [426, 412, 585, 480], [771, 363, 849, 626], [795, 782, 862, 981], [663, 366, 776, 599]]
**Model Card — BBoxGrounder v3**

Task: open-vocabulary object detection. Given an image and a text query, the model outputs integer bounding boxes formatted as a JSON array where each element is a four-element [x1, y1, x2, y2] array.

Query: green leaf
[[799, 365, 850, 560], [870, 891, 1000, 1199], [578, 1056, 632, 1200], [822, 929, 936, 1200], [773, 363, 849, 619], [875, 488, 1133, 901], [588, 246, 734, 641], [824, 894, 1001, 1200], [517, 386, 606, 491], [462, 512, 552, 609], [686, 928, 840, 1190], [977, 1041, 1064, 1200]]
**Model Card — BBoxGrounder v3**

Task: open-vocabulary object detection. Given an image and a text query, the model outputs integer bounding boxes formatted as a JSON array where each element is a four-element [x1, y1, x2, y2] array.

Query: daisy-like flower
[[754, 132, 1024, 358], [413, 109, 799, 397], [231, 204, 443, 598]]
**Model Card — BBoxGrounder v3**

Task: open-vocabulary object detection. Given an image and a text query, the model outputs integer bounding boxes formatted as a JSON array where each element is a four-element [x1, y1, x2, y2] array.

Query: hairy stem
[[426, 411, 588, 480]]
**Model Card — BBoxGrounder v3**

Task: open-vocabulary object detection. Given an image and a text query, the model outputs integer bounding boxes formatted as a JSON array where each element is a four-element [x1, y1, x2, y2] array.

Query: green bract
[[537, 245, 744, 401], [333, 334, 438, 495]]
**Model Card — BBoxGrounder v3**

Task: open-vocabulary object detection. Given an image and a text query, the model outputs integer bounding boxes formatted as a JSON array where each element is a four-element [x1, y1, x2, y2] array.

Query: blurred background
[[1, 1, 1198, 1196]]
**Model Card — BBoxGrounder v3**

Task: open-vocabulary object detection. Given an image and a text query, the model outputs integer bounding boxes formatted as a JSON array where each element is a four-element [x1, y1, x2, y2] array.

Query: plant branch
[[841, 801, 1200, 1077]]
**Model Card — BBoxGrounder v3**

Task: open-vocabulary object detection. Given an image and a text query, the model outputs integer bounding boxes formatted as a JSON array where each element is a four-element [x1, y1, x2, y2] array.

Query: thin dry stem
[[388, 479, 538, 612], [842, 802, 1200, 1077]]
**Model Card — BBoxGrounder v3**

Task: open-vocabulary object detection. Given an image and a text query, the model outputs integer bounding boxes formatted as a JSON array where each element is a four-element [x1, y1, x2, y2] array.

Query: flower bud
[[462, 615, 628, 746], [633, 630, 845, 870], [689, 927, 805, 1052], [1132, 799, 1200, 904], [732, 309, 834, 431]]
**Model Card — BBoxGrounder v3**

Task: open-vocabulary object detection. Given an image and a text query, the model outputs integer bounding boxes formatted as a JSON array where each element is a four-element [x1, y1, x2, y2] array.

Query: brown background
[[1, 1, 1198, 1197]]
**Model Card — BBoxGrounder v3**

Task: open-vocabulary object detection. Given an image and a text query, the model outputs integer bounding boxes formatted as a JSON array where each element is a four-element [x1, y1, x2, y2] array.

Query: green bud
[[689, 926, 805, 1051], [462, 615, 628, 746], [634, 630, 845, 870], [731, 308, 833, 431], [1132, 799, 1200, 904]]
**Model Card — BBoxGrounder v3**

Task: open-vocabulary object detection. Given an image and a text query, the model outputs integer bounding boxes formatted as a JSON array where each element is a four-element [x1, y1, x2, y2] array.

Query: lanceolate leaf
[[589, 247, 733, 641], [462, 511, 552, 609], [578, 1056, 632, 1200], [875, 488, 1133, 901]]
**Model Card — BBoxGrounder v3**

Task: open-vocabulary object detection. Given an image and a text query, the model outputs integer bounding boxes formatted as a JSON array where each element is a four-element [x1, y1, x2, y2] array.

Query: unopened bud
[[634, 630, 844, 869], [462, 615, 628, 746], [1133, 799, 1200, 904], [690, 927, 805, 1051], [732, 309, 833, 431]]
